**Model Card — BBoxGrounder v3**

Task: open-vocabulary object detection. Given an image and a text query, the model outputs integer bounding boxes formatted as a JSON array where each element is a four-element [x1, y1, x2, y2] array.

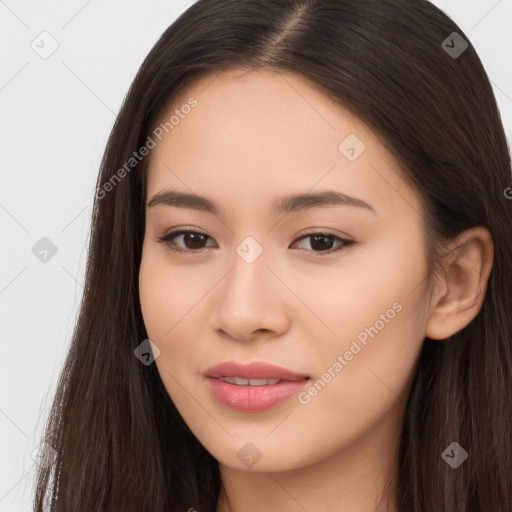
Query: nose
[[214, 247, 291, 342]]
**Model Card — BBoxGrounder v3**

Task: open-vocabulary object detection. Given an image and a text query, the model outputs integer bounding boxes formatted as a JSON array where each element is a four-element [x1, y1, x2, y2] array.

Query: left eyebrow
[[274, 190, 376, 216], [147, 189, 377, 216]]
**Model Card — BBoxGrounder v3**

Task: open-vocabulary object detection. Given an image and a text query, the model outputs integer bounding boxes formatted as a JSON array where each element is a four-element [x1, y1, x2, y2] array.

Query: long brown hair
[[34, 0, 512, 510]]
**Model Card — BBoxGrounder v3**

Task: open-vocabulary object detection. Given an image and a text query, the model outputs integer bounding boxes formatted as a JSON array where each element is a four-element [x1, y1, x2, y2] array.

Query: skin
[[138, 67, 493, 512]]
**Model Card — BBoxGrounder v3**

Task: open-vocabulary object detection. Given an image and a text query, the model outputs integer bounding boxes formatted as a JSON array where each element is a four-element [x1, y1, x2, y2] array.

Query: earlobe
[[425, 227, 494, 341]]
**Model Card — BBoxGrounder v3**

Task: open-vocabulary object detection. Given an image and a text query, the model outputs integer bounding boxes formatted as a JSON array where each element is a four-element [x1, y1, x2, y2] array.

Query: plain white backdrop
[[0, 0, 511, 509]]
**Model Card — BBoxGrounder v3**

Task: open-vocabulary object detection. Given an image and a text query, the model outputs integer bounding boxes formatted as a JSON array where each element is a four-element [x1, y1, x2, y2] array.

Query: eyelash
[[155, 228, 356, 257]]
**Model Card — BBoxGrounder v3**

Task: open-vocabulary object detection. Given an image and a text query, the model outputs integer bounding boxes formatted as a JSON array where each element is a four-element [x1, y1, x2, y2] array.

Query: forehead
[[152, 67, 362, 157], [145, 67, 418, 222]]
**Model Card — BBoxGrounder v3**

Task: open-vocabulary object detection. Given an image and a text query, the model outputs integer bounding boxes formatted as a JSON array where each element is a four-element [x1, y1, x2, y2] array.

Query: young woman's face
[[139, 68, 432, 472]]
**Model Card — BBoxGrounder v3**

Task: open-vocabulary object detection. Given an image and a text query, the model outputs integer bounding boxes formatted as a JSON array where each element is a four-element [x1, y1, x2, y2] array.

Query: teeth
[[219, 377, 281, 386]]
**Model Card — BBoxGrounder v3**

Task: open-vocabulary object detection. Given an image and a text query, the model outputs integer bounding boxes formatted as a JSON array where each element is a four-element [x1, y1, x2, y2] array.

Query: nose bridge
[[224, 235, 273, 308], [214, 234, 288, 339]]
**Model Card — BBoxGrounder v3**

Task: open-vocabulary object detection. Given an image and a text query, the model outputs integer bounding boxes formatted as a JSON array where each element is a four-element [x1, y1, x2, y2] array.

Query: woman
[[33, 0, 512, 510]]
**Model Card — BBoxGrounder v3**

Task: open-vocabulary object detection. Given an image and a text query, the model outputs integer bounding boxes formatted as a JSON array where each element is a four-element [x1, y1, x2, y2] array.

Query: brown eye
[[290, 232, 355, 256], [156, 230, 216, 253]]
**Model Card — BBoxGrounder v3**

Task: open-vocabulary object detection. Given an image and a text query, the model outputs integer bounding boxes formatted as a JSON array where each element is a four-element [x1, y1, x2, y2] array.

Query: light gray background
[[1, 0, 511, 509]]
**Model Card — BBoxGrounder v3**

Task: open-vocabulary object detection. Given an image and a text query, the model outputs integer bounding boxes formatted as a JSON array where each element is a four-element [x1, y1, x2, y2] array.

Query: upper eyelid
[[160, 225, 352, 238]]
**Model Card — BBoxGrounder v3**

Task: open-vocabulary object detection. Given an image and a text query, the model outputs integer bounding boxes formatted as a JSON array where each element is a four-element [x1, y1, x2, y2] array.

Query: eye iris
[[184, 232, 208, 249], [309, 234, 334, 251]]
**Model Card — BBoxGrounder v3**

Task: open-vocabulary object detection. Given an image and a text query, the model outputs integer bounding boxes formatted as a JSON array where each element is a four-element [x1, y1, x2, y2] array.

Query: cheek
[[138, 255, 169, 342], [298, 246, 428, 429], [291, 233, 427, 344], [295, 305, 424, 463], [297, 236, 428, 393], [138, 242, 200, 341], [138, 243, 209, 381]]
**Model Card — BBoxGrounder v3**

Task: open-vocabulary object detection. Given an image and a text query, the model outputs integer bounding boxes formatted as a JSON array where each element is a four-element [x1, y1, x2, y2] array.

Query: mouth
[[204, 361, 311, 412], [216, 377, 283, 386]]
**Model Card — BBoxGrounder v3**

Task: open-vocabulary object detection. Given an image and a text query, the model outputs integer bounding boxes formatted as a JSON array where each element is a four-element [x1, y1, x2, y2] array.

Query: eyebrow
[[147, 189, 376, 216]]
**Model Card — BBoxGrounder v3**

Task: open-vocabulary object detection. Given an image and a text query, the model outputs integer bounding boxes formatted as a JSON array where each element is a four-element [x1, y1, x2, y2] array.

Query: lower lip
[[206, 377, 310, 412]]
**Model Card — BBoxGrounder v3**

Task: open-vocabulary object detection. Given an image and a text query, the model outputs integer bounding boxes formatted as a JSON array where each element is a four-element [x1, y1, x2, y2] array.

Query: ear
[[425, 227, 494, 340]]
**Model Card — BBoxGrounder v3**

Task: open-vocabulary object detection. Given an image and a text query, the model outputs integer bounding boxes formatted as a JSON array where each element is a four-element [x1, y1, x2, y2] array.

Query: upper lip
[[204, 361, 310, 381]]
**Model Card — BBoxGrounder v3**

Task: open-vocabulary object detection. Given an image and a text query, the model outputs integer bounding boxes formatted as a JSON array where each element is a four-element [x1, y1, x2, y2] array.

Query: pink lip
[[204, 361, 309, 381], [204, 361, 310, 412]]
